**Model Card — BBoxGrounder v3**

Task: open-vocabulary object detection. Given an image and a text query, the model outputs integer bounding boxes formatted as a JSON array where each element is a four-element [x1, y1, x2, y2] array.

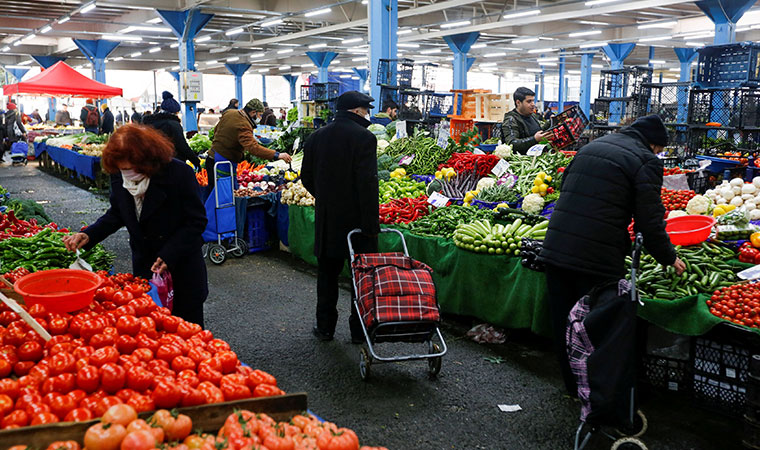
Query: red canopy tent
[[2, 61, 122, 98]]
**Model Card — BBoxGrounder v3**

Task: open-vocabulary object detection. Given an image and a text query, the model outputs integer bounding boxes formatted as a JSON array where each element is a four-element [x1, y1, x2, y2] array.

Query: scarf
[[122, 176, 151, 219]]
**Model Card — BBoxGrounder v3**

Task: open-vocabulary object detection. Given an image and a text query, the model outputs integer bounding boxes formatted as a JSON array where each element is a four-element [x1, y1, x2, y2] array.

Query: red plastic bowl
[[665, 215, 716, 246], [14, 269, 102, 313]]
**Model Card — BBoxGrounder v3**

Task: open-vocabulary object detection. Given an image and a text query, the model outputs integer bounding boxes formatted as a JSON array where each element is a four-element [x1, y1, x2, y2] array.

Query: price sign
[[292, 137, 301, 151], [491, 159, 511, 177], [398, 154, 415, 166], [427, 191, 450, 208], [472, 148, 486, 155], [738, 264, 760, 280], [437, 123, 450, 148], [396, 121, 408, 139], [527, 144, 545, 156]]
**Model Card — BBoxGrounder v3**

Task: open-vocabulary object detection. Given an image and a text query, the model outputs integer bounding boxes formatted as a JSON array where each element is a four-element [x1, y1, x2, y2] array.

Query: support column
[[224, 64, 251, 105], [351, 69, 368, 93], [157, 8, 214, 132], [602, 43, 636, 124], [696, 0, 755, 45], [557, 50, 566, 112], [282, 75, 299, 103], [31, 56, 66, 119], [539, 67, 545, 110], [579, 52, 594, 119], [72, 39, 120, 85], [443, 32, 480, 91], [497, 76, 501, 93], [674, 47, 698, 123], [261, 75, 267, 103], [648, 46, 655, 67], [564, 77, 569, 104], [369, 0, 398, 114], [306, 51, 338, 83], [5, 68, 29, 82], [534, 74, 539, 100]]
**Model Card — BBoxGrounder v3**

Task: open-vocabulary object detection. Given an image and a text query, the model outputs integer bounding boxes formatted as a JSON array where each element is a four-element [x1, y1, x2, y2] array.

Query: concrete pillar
[[443, 32, 480, 90], [225, 64, 251, 106], [696, 0, 755, 44], [306, 51, 338, 83], [579, 53, 594, 118], [368, 0, 398, 114], [558, 51, 566, 112]]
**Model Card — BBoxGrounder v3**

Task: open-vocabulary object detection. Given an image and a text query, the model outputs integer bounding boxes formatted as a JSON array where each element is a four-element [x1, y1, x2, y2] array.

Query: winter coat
[[131, 111, 142, 124], [100, 108, 114, 135], [370, 113, 392, 126], [210, 109, 276, 163], [302, 110, 380, 259], [4, 110, 25, 143], [538, 128, 676, 278], [500, 109, 549, 154], [80, 105, 100, 132], [83, 159, 208, 314], [142, 112, 200, 167], [260, 109, 277, 127], [55, 110, 72, 126]]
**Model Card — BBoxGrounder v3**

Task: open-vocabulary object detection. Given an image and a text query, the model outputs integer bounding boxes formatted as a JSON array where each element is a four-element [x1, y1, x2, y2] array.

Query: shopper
[[30, 109, 43, 124], [115, 110, 123, 126], [142, 91, 200, 167], [223, 99, 239, 112], [260, 106, 277, 127], [543, 106, 554, 121], [500, 87, 552, 154], [55, 104, 72, 126], [370, 100, 398, 126], [100, 104, 114, 135], [4, 103, 26, 150], [207, 98, 291, 190], [279, 108, 287, 121], [80, 99, 100, 134], [131, 108, 142, 124], [538, 115, 685, 395], [62, 124, 209, 326], [301, 91, 380, 343]]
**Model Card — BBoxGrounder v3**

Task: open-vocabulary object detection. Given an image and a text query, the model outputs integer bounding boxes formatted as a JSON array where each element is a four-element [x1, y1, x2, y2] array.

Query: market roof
[[0, 0, 759, 78], [2, 60, 123, 98]]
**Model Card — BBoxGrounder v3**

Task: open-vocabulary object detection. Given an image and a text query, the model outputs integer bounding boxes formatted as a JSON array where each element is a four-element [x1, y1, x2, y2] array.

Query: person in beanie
[[143, 91, 200, 168], [301, 91, 380, 343], [100, 103, 114, 135], [80, 99, 100, 134], [538, 114, 685, 395]]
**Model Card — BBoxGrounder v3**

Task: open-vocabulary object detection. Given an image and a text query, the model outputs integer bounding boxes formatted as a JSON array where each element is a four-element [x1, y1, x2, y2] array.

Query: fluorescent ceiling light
[[130, 52, 142, 57], [398, 43, 419, 48], [279, 65, 291, 71], [580, 42, 607, 48], [23, 34, 36, 41], [352, 56, 368, 61], [397, 29, 413, 35], [112, 57, 123, 61], [40, 25, 52, 34], [568, 70, 581, 74], [102, 34, 142, 42], [351, 76, 359, 80], [585, 0, 622, 5], [277, 48, 293, 54], [528, 48, 556, 54], [342, 37, 363, 44], [250, 53, 265, 58], [13, 41, 21, 47], [685, 42, 705, 47], [4, 65, 30, 69], [226, 28, 244, 36], [537, 57, 558, 63], [309, 43, 327, 49], [258, 68, 270, 73], [480, 62, 497, 67], [440, 20, 470, 29], [591, 64, 603, 68], [227, 56, 239, 62], [512, 37, 539, 44], [420, 48, 442, 54], [539, 62, 557, 66], [526, 68, 542, 73], [196, 35, 212, 43], [302, 63, 315, 67], [170, 43, 179, 48], [205, 60, 217, 65], [578, 20, 608, 26], [261, 18, 284, 27], [171, 65, 179, 70], [668, 67, 681, 72], [639, 36, 671, 42], [0, 46, 9, 52], [339, 74, 351, 78], [362, 0, 367, 4], [503, 9, 541, 19], [484, 52, 506, 57], [119, 26, 172, 33], [147, 18, 162, 24], [332, 60, 340, 64], [58, 16, 70, 24], [649, 59, 666, 64], [569, 30, 602, 38], [638, 21, 677, 29], [470, 43, 487, 49], [80, 2, 97, 14], [305, 8, 331, 17]]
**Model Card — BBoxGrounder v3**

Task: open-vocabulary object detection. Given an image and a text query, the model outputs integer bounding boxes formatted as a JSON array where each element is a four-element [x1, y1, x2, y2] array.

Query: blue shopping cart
[[9, 142, 28, 166], [202, 160, 247, 264]]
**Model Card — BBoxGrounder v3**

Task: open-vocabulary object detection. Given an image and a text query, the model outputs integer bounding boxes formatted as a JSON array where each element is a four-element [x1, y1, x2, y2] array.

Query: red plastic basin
[[665, 215, 716, 246], [14, 269, 102, 313]]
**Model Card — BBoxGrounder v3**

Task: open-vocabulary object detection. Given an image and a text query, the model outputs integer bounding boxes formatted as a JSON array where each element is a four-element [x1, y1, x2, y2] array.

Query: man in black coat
[[143, 92, 201, 168], [302, 91, 380, 343], [100, 104, 114, 135], [538, 115, 685, 394]]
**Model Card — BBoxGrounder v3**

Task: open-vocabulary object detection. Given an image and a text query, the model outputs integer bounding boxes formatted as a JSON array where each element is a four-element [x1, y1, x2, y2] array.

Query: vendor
[[63, 124, 209, 326], [500, 87, 552, 154], [143, 91, 200, 167], [370, 100, 398, 126], [207, 98, 291, 191], [55, 104, 72, 126]]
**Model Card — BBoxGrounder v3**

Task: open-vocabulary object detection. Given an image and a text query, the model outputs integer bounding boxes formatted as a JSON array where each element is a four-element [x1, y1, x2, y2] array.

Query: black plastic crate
[[551, 105, 589, 130], [377, 58, 414, 87], [692, 336, 752, 416], [548, 122, 579, 150], [414, 62, 438, 92], [313, 82, 339, 101], [592, 98, 646, 126], [644, 82, 692, 124], [640, 324, 693, 395], [426, 92, 453, 118], [696, 42, 760, 89], [397, 89, 425, 121], [300, 85, 315, 101], [687, 170, 710, 194], [597, 66, 653, 99], [379, 86, 400, 106], [688, 126, 760, 156], [688, 88, 744, 127], [589, 124, 618, 141]]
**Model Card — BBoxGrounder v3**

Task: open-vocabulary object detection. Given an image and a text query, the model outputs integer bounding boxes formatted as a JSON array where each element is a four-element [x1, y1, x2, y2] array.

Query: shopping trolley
[[201, 160, 247, 265], [348, 228, 447, 381], [9, 142, 28, 166]]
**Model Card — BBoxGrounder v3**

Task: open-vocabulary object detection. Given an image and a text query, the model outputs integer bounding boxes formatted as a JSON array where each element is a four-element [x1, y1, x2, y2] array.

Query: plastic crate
[[547, 122, 577, 150], [474, 122, 497, 140], [300, 85, 315, 101], [473, 93, 511, 122], [597, 66, 653, 99], [426, 93, 454, 118], [379, 86, 399, 105], [450, 89, 491, 119], [687, 170, 710, 194], [644, 82, 692, 124], [245, 205, 271, 253], [692, 336, 752, 416], [313, 82, 339, 101], [414, 63, 438, 91], [687, 127, 760, 157], [696, 42, 760, 89], [592, 98, 644, 126], [397, 90, 425, 121], [377, 58, 414, 87], [688, 88, 744, 127], [449, 116, 475, 143]]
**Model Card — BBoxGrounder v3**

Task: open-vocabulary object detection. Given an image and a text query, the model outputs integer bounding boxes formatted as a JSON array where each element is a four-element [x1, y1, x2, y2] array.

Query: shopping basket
[[348, 228, 447, 380], [201, 160, 247, 265]]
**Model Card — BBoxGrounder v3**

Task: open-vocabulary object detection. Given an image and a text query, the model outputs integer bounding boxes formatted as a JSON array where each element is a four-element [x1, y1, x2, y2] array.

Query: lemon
[[533, 178, 543, 186], [537, 171, 547, 179], [545, 175, 552, 182], [531, 186, 540, 193]]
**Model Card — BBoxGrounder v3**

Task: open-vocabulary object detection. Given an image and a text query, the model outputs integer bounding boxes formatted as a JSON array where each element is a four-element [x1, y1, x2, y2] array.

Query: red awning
[[2, 61, 123, 99]]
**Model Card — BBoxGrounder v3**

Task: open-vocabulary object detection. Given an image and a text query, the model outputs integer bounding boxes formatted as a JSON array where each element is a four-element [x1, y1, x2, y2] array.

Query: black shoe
[[312, 326, 334, 341]]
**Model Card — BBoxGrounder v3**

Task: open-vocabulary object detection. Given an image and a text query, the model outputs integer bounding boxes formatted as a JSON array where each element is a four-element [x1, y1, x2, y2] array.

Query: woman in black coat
[[143, 91, 201, 168], [63, 124, 208, 326]]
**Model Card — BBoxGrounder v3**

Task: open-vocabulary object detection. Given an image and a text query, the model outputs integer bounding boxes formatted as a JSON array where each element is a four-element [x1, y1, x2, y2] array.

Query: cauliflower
[[494, 143, 513, 159], [685, 194, 713, 215], [668, 210, 688, 219], [522, 193, 545, 214], [751, 209, 760, 221], [476, 177, 497, 191], [377, 139, 390, 150]]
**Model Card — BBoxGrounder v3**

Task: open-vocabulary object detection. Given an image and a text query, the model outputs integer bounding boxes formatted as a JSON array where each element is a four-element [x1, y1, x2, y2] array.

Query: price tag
[[292, 137, 301, 151], [737, 264, 760, 280], [472, 148, 486, 155], [726, 368, 737, 379], [437, 123, 450, 148], [398, 154, 415, 166], [527, 144, 545, 156], [427, 191, 450, 208], [396, 121, 408, 139], [491, 159, 510, 177]]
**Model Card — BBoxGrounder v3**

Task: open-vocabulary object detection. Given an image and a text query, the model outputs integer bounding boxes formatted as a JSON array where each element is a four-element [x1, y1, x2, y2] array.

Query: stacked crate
[[643, 82, 692, 158]]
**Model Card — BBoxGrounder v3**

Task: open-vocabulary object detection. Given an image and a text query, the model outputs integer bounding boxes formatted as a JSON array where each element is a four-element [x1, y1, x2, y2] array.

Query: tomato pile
[[708, 283, 760, 329], [663, 167, 693, 176], [2, 268, 30, 284], [660, 187, 696, 212], [0, 271, 284, 430]]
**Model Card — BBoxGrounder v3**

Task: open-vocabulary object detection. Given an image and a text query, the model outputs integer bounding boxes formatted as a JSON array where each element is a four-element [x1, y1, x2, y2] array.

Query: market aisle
[[0, 162, 736, 450]]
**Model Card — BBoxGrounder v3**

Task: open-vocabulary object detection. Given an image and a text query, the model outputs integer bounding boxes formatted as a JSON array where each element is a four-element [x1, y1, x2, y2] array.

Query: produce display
[[408, 205, 493, 238], [379, 196, 429, 225], [0, 228, 114, 272], [442, 153, 500, 179], [378, 177, 426, 203], [188, 134, 212, 154], [383, 131, 453, 175], [281, 181, 315, 207], [705, 177, 760, 221], [0, 210, 61, 239], [453, 219, 547, 255], [708, 282, 760, 329], [661, 188, 697, 212]]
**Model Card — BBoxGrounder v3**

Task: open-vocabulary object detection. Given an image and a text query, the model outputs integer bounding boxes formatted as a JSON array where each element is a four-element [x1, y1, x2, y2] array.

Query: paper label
[[292, 137, 301, 151], [491, 159, 510, 177], [437, 123, 450, 148], [668, 381, 679, 391], [427, 191, 450, 208], [738, 264, 760, 280], [726, 368, 737, 379], [396, 121, 408, 139], [398, 155, 415, 166], [526, 144, 545, 156], [473, 148, 486, 155]]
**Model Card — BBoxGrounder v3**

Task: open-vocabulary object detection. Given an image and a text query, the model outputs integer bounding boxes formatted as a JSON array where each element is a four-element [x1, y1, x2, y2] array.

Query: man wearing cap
[[80, 99, 100, 134], [143, 91, 199, 167], [538, 114, 686, 395], [302, 91, 380, 343], [208, 98, 291, 190], [100, 103, 114, 135]]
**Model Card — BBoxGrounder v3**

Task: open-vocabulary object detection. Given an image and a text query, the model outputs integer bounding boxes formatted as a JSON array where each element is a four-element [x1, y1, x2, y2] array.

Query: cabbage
[[368, 124, 387, 135]]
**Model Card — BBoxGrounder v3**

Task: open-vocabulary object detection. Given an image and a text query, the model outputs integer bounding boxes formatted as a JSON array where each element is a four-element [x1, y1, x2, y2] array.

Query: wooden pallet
[[473, 93, 511, 122]]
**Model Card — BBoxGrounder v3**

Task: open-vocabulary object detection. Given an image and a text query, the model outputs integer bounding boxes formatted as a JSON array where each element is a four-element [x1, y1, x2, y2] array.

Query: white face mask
[[364, 113, 371, 121], [120, 168, 145, 182]]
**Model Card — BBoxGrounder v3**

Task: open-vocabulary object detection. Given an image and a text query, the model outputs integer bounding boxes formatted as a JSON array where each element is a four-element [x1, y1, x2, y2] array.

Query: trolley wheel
[[208, 244, 227, 265], [615, 410, 648, 438], [428, 342, 442, 378], [202, 243, 209, 259], [359, 347, 371, 381], [610, 437, 648, 450], [231, 238, 248, 258]]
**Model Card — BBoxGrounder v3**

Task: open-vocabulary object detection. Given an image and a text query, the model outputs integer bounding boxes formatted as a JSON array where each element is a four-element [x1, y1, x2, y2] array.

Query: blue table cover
[[45, 145, 101, 180]]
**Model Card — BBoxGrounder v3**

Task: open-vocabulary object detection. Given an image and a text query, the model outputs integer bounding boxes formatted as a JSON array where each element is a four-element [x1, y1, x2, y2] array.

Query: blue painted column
[[564, 77, 569, 104], [169, 71, 181, 106], [557, 50, 566, 112], [261, 75, 267, 104], [72, 40, 119, 86], [674, 47, 698, 123], [579, 52, 594, 118], [31, 56, 66, 119], [158, 8, 214, 132], [224, 64, 250, 105], [602, 43, 636, 124], [534, 74, 539, 99], [648, 46, 655, 67], [352, 69, 368, 93], [6, 68, 29, 82], [369, 0, 398, 114], [282, 75, 299, 102], [443, 32, 480, 90], [306, 52, 337, 83], [539, 67, 545, 109], [696, 0, 755, 45]]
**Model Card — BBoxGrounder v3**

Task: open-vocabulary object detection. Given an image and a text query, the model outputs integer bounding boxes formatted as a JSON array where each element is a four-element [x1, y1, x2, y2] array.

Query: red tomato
[[216, 352, 238, 374], [64, 407, 94, 422], [0, 378, 20, 399], [120, 430, 156, 450], [198, 366, 223, 386], [152, 380, 183, 408], [31, 411, 59, 425], [171, 356, 196, 372], [207, 339, 231, 354], [76, 365, 101, 393], [90, 333, 116, 349], [116, 315, 141, 337], [101, 363, 126, 393], [135, 334, 159, 353], [187, 347, 212, 365], [14, 360, 35, 377], [253, 384, 283, 398], [221, 382, 251, 401], [89, 346, 120, 367], [17, 341, 43, 362], [50, 352, 77, 376], [197, 382, 224, 404], [2, 409, 29, 428], [0, 393, 13, 415], [161, 316, 181, 333], [125, 367, 153, 392], [177, 321, 202, 340], [48, 317, 70, 335], [73, 345, 95, 361], [131, 347, 153, 362], [49, 393, 77, 418], [94, 395, 123, 417], [115, 336, 138, 356], [67, 389, 87, 405], [96, 287, 116, 302], [181, 387, 206, 407], [126, 394, 155, 413], [0, 359, 11, 378], [80, 319, 106, 342], [113, 290, 134, 306]]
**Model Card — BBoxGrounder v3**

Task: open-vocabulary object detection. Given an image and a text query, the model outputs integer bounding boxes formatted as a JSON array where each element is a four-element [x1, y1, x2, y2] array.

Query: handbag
[[151, 271, 174, 312]]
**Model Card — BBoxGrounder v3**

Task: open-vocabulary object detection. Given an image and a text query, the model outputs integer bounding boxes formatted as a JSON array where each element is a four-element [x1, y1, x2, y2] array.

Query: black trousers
[[544, 264, 613, 395]]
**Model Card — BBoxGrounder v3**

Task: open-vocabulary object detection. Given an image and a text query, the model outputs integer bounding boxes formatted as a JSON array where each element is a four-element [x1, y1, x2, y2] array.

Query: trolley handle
[[347, 228, 410, 260], [630, 232, 644, 305]]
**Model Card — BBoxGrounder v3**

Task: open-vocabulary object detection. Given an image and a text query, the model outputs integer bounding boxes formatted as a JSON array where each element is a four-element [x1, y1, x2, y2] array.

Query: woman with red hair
[[63, 124, 208, 326]]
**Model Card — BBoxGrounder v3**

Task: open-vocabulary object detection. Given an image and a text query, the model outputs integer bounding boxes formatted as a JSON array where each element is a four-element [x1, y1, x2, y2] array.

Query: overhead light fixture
[[149, 47, 161, 53], [147, 17, 162, 24], [226, 28, 244, 36], [503, 9, 540, 20], [339, 74, 351, 78], [302, 63, 315, 67], [398, 43, 419, 48], [170, 43, 179, 48], [119, 26, 172, 33], [130, 52, 142, 57], [568, 69, 581, 74], [206, 60, 217, 65], [397, 29, 413, 35], [569, 30, 602, 38], [585, 0, 622, 5], [591, 64, 603, 68], [261, 18, 284, 27], [480, 62, 497, 67], [279, 65, 291, 70], [305, 8, 331, 17], [526, 68, 542, 73], [352, 56, 368, 61], [171, 65, 180, 70], [579, 42, 607, 48], [277, 48, 293, 54], [440, 20, 470, 29], [58, 16, 70, 24], [668, 67, 681, 72], [309, 43, 327, 49], [258, 68, 270, 73], [250, 53, 265, 58], [1, 46, 10, 52], [227, 56, 239, 62], [537, 57, 558, 63], [649, 59, 666, 64], [484, 52, 506, 57], [638, 21, 677, 29], [40, 25, 52, 34], [639, 36, 671, 42], [112, 56, 123, 61], [102, 34, 142, 42], [578, 20, 608, 26], [23, 34, 36, 41], [420, 48, 442, 54], [342, 37, 363, 44], [332, 60, 340, 64], [528, 48, 556, 54], [470, 43, 487, 49], [12, 41, 21, 47], [196, 35, 212, 43], [685, 42, 706, 47], [512, 37, 539, 44], [80, 2, 97, 14], [539, 62, 557, 66]]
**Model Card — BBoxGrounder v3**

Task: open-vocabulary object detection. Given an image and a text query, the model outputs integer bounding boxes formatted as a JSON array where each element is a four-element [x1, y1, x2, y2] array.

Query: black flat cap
[[336, 90, 375, 110]]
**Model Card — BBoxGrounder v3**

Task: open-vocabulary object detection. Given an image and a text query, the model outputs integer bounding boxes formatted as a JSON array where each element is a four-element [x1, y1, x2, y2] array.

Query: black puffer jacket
[[538, 128, 676, 278], [142, 112, 200, 167]]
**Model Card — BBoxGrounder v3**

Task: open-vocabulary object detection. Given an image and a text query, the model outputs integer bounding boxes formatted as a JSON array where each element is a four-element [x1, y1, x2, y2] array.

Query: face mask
[[364, 113, 371, 120], [120, 169, 145, 182]]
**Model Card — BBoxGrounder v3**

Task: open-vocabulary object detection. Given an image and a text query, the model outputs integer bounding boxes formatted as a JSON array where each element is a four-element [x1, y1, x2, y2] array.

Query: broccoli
[[377, 154, 393, 171], [378, 170, 391, 181]]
